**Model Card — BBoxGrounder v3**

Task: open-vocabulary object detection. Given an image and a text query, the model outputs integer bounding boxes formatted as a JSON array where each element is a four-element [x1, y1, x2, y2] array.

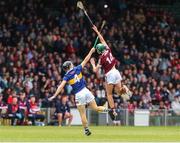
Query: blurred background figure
[[0, 94, 8, 119], [8, 96, 24, 125], [171, 96, 180, 115], [27, 95, 45, 125], [55, 96, 73, 126]]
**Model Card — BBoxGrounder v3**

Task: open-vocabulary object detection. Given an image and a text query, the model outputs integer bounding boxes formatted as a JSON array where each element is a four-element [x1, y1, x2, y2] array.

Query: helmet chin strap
[[66, 67, 73, 73], [97, 50, 101, 54], [98, 49, 106, 54]]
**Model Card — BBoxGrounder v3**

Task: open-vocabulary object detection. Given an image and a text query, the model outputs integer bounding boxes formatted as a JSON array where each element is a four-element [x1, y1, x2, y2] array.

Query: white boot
[[121, 85, 132, 101]]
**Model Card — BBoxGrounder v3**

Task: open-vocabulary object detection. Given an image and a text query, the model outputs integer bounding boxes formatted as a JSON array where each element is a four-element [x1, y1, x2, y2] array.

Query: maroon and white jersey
[[99, 47, 117, 74], [0, 101, 7, 110], [19, 99, 27, 110]]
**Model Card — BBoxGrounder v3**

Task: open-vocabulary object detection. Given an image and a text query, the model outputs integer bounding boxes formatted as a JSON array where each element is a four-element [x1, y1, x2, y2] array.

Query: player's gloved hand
[[90, 58, 95, 65]]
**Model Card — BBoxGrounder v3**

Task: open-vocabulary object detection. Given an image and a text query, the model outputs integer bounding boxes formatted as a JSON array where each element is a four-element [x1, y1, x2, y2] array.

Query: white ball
[[104, 4, 108, 8]]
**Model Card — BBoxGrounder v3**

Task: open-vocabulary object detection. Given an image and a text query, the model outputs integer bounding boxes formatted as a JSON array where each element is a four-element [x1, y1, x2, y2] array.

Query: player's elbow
[[80, 62, 86, 68]]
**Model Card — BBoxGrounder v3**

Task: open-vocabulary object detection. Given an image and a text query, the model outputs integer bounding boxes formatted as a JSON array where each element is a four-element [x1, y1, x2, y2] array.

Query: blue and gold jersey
[[63, 65, 86, 94]]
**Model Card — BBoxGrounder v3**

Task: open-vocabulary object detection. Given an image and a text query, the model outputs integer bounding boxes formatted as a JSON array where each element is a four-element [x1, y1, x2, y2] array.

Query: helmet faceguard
[[62, 61, 73, 72]]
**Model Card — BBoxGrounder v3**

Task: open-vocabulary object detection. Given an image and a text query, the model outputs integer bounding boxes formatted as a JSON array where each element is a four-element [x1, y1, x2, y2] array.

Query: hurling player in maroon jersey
[[91, 25, 132, 119]]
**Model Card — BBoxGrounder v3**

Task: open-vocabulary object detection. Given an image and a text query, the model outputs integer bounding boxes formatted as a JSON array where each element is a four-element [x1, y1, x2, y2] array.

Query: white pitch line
[[0, 141, 179, 143]]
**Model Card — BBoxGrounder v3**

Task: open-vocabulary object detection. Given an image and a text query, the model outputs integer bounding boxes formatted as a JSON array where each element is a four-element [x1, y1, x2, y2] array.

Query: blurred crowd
[[0, 0, 180, 123]]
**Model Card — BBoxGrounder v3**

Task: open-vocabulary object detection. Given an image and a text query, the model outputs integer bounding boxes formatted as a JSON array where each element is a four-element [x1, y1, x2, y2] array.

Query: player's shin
[[67, 115, 73, 126], [77, 105, 91, 135], [105, 84, 115, 109], [77, 105, 88, 128], [106, 94, 115, 109]]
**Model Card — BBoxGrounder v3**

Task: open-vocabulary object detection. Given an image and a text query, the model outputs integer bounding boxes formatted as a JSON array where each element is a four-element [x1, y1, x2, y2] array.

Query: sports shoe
[[121, 85, 132, 101], [84, 128, 92, 136], [109, 108, 117, 121]]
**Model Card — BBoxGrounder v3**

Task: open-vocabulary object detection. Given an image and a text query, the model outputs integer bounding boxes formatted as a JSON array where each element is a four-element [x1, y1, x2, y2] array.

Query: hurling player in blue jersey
[[49, 48, 108, 136]]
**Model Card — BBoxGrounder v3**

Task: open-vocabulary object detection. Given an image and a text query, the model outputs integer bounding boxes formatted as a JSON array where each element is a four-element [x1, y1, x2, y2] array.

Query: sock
[[84, 127, 89, 131], [84, 126, 92, 136]]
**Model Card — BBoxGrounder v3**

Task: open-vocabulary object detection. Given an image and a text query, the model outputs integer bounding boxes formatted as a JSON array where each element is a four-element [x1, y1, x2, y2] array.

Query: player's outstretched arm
[[92, 25, 108, 47], [90, 58, 101, 78], [48, 80, 66, 101], [81, 48, 95, 68], [90, 58, 100, 73]]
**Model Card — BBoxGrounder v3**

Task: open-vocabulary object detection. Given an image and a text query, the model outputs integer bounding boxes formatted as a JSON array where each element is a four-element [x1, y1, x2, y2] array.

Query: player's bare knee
[[70, 114, 73, 119], [57, 113, 63, 118]]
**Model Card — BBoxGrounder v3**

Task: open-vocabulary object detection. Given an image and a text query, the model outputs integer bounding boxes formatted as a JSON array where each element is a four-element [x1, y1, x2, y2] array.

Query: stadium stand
[[0, 0, 179, 125]]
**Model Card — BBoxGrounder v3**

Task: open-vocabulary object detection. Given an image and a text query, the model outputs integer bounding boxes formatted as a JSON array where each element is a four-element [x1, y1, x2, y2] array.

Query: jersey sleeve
[[76, 65, 83, 72], [63, 74, 69, 81]]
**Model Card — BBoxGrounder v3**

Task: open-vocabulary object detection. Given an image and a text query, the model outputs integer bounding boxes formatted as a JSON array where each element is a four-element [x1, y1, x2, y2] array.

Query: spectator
[[55, 96, 73, 126], [154, 86, 163, 103], [171, 96, 180, 115], [18, 92, 28, 121], [0, 94, 7, 118], [27, 95, 45, 125], [7, 91, 16, 104], [158, 101, 166, 116], [130, 89, 141, 103], [161, 86, 170, 101], [128, 101, 136, 114], [8, 96, 24, 125]]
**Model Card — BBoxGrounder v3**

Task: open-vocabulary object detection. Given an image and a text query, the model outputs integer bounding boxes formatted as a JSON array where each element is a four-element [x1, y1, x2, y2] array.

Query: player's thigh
[[64, 112, 72, 118], [57, 113, 63, 118], [115, 81, 122, 88], [114, 81, 122, 93], [88, 99, 98, 110], [77, 105, 86, 117], [105, 83, 114, 95]]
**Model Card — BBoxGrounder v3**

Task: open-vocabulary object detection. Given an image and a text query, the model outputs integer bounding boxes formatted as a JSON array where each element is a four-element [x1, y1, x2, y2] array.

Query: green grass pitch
[[0, 126, 180, 142]]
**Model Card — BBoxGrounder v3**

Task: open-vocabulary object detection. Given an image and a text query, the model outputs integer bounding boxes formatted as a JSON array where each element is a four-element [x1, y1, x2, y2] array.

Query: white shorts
[[75, 87, 95, 106], [105, 68, 122, 84]]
